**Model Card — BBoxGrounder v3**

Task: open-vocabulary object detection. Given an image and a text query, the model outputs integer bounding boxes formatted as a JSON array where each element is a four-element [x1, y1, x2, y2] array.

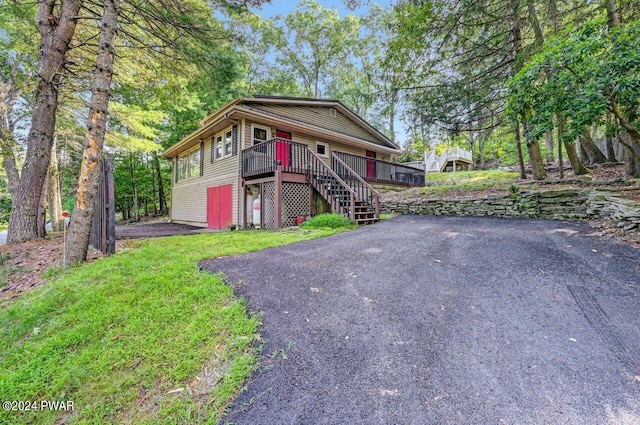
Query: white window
[[178, 145, 201, 181], [224, 130, 233, 156], [189, 147, 200, 178], [252, 125, 269, 145], [213, 135, 222, 161], [316, 142, 328, 157]]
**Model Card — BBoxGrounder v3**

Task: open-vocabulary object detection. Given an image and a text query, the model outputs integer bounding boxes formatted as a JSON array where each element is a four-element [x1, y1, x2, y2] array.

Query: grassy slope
[[422, 170, 520, 195], [0, 228, 344, 425]]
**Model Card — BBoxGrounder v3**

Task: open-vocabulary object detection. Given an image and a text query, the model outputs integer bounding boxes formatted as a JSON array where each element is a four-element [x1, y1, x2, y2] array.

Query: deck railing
[[331, 152, 380, 217], [308, 149, 357, 221], [425, 147, 473, 173], [241, 138, 309, 178], [333, 151, 425, 186]]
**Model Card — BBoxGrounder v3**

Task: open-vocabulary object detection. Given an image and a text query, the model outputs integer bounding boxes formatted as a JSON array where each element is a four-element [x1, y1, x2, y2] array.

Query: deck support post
[[275, 165, 282, 228], [242, 180, 247, 229]]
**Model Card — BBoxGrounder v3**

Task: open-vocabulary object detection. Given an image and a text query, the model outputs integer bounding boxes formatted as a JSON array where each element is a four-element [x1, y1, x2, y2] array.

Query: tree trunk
[[0, 61, 22, 197], [526, 138, 547, 180], [7, 0, 82, 244], [1, 142, 20, 199], [65, 0, 120, 265], [545, 130, 554, 163], [558, 130, 564, 179], [623, 145, 640, 177], [510, 0, 528, 179], [609, 98, 640, 151], [605, 112, 617, 161], [47, 135, 65, 231], [621, 132, 640, 177], [515, 123, 526, 179], [527, 1, 544, 49], [605, 0, 620, 28], [153, 151, 167, 214], [558, 115, 589, 175], [579, 140, 589, 163], [150, 156, 158, 215], [565, 142, 590, 175], [580, 128, 608, 164], [389, 87, 398, 142], [37, 176, 47, 238], [130, 151, 140, 222]]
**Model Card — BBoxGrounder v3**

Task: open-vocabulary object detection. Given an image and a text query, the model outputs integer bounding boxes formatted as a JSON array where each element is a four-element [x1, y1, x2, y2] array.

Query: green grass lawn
[[422, 169, 520, 195], [0, 228, 345, 425]]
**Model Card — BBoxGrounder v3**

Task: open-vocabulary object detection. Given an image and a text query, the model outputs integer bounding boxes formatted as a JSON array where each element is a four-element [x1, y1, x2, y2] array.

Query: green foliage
[[507, 19, 640, 145], [273, 0, 360, 98], [0, 228, 344, 424], [302, 213, 354, 229], [0, 177, 11, 224]]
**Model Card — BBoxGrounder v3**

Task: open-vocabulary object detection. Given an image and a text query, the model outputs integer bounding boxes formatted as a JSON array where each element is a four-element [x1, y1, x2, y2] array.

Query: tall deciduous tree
[[65, 0, 120, 264], [270, 0, 360, 98], [507, 19, 640, 175], [7, 0, 82, 243]]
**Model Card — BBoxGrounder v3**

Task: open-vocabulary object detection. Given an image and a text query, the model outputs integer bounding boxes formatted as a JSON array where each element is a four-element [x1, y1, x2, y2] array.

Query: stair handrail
[[307, 148, 357, 222], [330, 152, 381, 197], [438, 152, 447, 171], [330, 151, 380, 217]]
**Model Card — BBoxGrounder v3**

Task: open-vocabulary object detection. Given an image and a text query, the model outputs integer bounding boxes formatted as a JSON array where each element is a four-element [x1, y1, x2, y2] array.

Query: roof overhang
[[231, 105, 401, 155], [162, 96, 401, 158], [162, 101, 242, 158], [244, 96, 399, 150]]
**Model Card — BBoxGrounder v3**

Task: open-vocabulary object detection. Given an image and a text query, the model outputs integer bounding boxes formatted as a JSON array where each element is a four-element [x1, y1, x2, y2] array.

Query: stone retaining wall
[[587, 192, 640, 230], [380, 189, 640, 230]]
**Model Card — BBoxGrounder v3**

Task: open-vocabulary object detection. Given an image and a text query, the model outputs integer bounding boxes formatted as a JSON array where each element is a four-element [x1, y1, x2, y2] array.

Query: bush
[[302, 213, 353, 229]]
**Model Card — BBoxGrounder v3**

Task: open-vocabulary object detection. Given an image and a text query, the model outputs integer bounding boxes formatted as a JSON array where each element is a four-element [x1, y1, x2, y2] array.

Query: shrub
[[302, 213, 353, 229]]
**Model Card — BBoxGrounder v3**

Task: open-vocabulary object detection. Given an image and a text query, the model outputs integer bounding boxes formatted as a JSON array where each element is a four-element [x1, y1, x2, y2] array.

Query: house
[[162, 96, 425, 230]]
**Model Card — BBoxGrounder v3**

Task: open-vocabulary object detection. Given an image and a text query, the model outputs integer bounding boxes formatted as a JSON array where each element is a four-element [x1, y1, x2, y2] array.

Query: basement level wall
[[171, 131, 241, 227]]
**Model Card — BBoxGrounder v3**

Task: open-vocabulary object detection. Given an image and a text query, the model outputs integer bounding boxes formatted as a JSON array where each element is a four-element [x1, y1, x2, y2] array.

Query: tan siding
[[290, 133, 391, 164], [171, 134, 241, 227], [244, 119, 274, 149], [249, 104, 386, 146]]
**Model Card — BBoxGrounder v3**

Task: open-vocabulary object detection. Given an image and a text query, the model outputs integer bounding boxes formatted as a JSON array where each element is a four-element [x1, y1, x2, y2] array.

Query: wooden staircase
[[306, 149, 379, 225]]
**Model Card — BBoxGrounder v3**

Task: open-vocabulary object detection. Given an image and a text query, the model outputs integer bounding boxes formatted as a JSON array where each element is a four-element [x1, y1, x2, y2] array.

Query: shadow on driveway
[[201, 215, 640, 425]]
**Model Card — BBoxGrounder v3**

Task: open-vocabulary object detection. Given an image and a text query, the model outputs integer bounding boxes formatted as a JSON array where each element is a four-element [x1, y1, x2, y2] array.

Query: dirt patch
[[0, 235, 103, 302], [588, 220, 640, 249], [116, 222, 203, 239], [0, 222, 205, 302]]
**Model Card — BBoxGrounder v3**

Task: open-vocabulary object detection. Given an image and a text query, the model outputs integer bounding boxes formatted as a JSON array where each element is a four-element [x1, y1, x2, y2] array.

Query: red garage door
[[207, 184, 233, 230]]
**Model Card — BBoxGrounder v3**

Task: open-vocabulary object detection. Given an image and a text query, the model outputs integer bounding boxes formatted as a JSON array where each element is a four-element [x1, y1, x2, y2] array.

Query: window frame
[[316, 141, 329, 158], [251, 124, 269, 146], [212, 126, 238, 161], [224, 130, 233, 156], [177, 144, 202, 182], [212, 135, 223, 161]]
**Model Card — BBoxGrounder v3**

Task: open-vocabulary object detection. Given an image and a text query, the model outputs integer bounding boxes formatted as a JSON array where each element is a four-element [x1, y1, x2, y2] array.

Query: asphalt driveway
[[201, 215, 640, 425]]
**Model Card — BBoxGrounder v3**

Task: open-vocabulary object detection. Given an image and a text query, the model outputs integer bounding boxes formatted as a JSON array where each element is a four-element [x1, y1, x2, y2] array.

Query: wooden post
[[242, 180, 247, 229], [275, 165, 282, 228], [309, 184, 314, 217], [350, 194, 355, 223], [106, 155, 116, 254]]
